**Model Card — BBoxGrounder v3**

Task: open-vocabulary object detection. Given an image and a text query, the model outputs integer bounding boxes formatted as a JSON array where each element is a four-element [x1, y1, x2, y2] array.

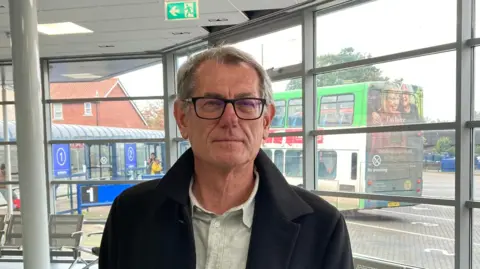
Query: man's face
[[174, 60, 275, 169]]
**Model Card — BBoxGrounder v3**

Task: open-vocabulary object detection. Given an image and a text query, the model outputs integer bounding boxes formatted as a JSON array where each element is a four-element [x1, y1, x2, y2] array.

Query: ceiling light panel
[[38, 22, 93, 35]]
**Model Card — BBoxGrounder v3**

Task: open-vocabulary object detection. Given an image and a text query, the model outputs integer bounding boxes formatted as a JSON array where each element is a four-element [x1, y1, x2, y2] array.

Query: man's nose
[[219, 103, 239, 124]]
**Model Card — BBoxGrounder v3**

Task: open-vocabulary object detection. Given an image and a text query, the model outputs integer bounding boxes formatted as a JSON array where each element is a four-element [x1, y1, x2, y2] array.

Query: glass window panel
[[471, 129, 480, 199], [178, 141, 191, 156], [317, 194, 455, 269], [50, 142, 166, 181], [49, 99, 164, 141], [231, 25, 302, 70], [0, 105, 17, 142], [472, 47, 480, 117], [261, 143, 304, 188], [314, 130, 454, 199], [271, 78, 303, 131], [315, 52, 456, 128], [473, 209, 480, 268], [273, 150, 284, 173], [316, 0, 456, 67], [52, 183, 111, 221], [48, 58, 163, 99], [287, 99, 303, 128]]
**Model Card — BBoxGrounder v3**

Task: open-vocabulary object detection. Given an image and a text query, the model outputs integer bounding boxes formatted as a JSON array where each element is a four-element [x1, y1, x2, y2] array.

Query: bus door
[[316, 150, 340, 207], [336, 150, 360, 211]]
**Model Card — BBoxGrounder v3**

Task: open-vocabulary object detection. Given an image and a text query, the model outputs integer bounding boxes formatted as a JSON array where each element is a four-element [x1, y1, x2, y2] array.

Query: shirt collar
[[188, 168, 259, 228]]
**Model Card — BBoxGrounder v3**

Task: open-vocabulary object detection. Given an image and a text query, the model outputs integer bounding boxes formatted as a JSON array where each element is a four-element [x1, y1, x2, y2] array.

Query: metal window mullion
[[302, 8, 316, 191], [49, 138, 165, 144], [162, 52, 178, 169], [41, 59, 55, 215], [51, 180, 146, 185], [311, 122, 455, 136], [312, 190, 455, 207], [467, 37, 480, 47], [45, 96, 164, 104], [455, 0, 473, 268], [465, 200, 480, 208], [267, 63, 303, 82]]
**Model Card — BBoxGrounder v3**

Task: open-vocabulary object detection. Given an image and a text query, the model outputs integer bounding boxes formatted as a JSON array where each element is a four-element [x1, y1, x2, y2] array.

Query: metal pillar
[[8, 0, 51, 268], [301, 9, 316, 191], [1, 65, 13, 216], [162, 53, 179, 169], [455, 0, 473, 268]]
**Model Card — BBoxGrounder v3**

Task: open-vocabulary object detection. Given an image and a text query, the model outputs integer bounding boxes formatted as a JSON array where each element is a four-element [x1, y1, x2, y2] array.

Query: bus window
[[263, 149, 273, 160], [285, 150, 302, 177], [274, 150, 284, 174], [317, 150, 337, 179], [272, 100, 286, 128], [318, 94, 354, 127], [287, 99, 303, 127], [351, 152, 358, 180]]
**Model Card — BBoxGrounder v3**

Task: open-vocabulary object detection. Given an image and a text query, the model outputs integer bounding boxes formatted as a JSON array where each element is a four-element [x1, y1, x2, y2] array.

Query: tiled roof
[[50, 78, 119, 99]]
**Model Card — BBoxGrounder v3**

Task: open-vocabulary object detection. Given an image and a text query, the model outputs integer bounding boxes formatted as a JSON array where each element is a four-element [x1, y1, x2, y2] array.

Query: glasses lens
[[195, 98, 225, 119], [234, 98, 264, 119], [194, 98, 264, 120]]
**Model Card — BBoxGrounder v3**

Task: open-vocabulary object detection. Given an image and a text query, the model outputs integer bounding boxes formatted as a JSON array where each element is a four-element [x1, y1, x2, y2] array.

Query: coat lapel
[[148, 150, 197, 269], [246, 150, 313, 269]]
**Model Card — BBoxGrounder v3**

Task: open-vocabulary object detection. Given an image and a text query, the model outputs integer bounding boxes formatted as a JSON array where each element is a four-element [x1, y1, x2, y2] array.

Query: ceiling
[[0, 0, 309, 60]]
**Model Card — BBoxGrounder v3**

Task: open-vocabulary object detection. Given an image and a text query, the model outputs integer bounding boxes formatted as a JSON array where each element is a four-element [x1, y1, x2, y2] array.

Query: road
[[422, 171, 480, 199], [0, 172, 478, 268]]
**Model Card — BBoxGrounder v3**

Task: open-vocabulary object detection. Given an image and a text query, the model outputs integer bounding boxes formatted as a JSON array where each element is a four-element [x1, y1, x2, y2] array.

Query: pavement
[[0, 171, 479, 268]]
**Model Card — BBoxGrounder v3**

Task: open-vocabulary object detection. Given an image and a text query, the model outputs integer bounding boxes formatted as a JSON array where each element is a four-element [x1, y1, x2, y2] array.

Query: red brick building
[[49, 78, 148, 129]]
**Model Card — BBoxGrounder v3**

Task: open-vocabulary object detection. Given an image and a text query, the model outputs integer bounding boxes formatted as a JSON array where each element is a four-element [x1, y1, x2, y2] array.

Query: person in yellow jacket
[[151, 159, 162, 175]]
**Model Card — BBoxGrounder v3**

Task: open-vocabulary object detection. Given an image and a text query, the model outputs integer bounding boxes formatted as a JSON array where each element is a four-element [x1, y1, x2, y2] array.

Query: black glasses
[[184, 97, 266, 120]]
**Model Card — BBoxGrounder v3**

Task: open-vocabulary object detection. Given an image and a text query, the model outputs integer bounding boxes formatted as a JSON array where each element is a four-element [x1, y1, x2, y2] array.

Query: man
[[99, 46, 354, 269]]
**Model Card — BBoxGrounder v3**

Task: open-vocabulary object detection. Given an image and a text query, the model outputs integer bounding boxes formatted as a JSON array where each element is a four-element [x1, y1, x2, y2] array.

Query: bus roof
[[274, 81, 378, 100]]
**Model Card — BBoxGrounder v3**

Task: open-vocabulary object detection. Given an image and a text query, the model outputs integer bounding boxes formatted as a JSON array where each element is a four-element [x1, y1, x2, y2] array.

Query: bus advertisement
[[263, 81, 424, 211]]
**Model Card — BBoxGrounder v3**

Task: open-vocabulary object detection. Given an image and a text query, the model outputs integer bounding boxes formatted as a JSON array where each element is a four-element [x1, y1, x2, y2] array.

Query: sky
[[117, 0, 471, 123]]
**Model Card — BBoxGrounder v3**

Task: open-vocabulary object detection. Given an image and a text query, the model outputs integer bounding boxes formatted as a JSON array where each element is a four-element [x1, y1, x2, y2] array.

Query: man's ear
[[174, 100, 189, 139], [263, 104, 275, 139]]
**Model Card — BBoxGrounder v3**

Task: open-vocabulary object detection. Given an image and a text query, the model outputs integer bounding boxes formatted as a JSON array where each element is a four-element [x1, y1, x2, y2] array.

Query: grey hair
[[176, 45, 274, 106]]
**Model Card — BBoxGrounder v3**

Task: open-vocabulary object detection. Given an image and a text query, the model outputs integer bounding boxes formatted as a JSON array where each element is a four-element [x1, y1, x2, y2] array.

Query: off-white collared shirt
[[188, 170, 259, 269]]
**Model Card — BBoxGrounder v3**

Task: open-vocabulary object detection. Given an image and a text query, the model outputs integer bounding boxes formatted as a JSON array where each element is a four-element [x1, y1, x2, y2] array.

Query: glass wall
[[3, 0, 477, 267], [44, 57, 165, 250]]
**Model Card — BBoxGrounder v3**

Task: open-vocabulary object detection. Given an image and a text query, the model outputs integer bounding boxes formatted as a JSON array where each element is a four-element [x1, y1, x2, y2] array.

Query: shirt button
[[213, 221, 220, 228]]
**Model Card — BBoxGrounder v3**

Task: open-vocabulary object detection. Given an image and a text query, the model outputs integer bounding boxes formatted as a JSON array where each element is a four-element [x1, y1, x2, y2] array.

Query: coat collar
[[156, 148, 313, 221]]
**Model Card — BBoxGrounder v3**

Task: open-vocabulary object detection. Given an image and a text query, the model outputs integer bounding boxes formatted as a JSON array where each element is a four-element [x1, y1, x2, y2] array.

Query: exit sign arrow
[[165, 1, 199, 21], [169, 6, 179, 16]]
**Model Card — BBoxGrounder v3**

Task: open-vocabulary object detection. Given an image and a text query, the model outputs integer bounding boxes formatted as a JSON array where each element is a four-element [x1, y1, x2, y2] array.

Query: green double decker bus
[[263, 81, 424, 211]]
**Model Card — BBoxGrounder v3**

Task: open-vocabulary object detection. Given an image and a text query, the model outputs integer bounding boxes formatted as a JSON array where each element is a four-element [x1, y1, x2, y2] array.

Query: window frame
[[53, 103, 63, 120], [84, 102, 93, 116]]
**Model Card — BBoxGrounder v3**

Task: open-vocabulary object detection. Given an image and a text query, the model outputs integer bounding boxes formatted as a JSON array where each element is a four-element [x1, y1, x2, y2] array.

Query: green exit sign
[[165, 1, 199, 21]]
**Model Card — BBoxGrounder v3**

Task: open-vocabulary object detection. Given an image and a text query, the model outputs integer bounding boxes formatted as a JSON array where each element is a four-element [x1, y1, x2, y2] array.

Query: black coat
[[98, 149, 354, 269]]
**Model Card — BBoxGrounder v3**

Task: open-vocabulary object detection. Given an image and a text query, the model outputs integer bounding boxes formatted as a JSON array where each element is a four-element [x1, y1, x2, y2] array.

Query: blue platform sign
[[53, 144, 71, 177], [124, 144, 137, 169]]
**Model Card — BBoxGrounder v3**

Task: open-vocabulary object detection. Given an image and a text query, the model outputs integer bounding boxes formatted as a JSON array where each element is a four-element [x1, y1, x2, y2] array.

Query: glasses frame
[[184, 97, 267, 120]]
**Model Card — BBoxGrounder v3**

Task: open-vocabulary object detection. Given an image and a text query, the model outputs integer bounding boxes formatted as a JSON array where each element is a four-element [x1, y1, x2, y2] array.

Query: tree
[[433, 136, 454, 156], [140, 101, 164, 130], [285, 47, 399, 91]]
